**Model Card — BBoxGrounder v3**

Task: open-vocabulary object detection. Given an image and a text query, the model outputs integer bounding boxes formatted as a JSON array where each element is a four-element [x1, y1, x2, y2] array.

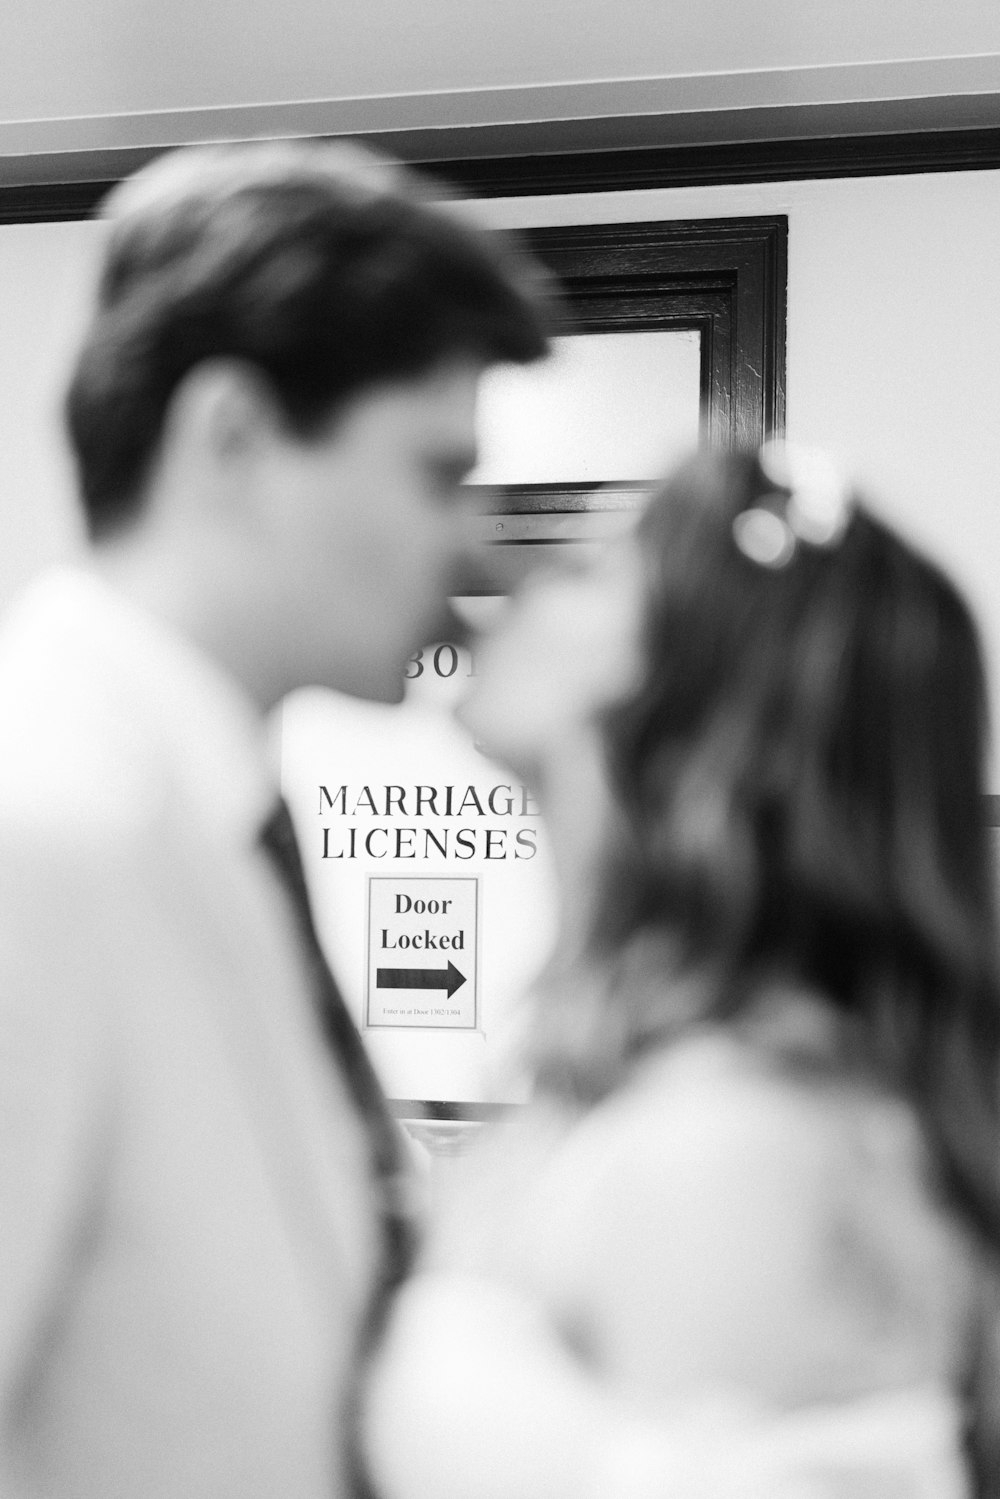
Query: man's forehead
[[342, 360, 482, 438]]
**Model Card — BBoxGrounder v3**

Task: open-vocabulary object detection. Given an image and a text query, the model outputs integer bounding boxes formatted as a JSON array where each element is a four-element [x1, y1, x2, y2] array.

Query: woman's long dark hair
[[531, 449, 1000, 1487]]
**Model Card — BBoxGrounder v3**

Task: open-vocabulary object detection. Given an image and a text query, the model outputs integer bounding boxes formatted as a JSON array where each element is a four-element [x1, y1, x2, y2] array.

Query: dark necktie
[[258, 797, 417, 1310]]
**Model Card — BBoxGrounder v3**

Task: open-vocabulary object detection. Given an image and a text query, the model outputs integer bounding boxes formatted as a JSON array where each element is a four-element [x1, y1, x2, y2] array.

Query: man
[[0, 141, 547, 1498]]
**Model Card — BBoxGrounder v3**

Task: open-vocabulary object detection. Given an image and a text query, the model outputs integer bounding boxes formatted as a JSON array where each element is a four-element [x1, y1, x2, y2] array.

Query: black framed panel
[[463, 215, 787, 595], [526, 216, 786, 452]]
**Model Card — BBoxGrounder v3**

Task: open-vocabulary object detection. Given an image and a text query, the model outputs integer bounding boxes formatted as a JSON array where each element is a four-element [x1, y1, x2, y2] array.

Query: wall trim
[[3, 125, 1000, 222], [0, 180, 112, 223], [431, 126, 1000, 197]]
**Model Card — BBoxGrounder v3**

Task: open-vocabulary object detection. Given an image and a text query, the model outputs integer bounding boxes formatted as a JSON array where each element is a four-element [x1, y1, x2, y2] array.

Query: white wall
[[4, 169, 1000, 781], [0, 220, 101, 599], [471, 169, 1000, 786], [5, 170, 1000, 1101]]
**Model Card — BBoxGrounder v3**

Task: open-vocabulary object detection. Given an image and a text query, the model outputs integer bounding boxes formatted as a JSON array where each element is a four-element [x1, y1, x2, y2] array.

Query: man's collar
[[13, 564, 279, 847]]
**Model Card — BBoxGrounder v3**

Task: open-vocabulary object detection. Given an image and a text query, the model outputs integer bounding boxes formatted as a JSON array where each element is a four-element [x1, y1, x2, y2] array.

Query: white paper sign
[[367, 875, 479, 1029]]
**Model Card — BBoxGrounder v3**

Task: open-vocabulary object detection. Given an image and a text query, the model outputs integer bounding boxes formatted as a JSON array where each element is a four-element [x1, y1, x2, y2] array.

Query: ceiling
[[3, 0, 1000, 185]]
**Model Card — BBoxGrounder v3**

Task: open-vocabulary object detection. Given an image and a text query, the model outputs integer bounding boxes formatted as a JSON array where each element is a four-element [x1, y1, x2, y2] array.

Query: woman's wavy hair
[[535, 448, 1000, 1224], [536, 446, 1000, 1499], [532, 446, 1000, 1482]]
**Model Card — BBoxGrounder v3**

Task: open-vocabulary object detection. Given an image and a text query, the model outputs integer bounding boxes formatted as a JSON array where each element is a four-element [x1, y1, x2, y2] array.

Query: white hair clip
[[732, 441, 852, 570]]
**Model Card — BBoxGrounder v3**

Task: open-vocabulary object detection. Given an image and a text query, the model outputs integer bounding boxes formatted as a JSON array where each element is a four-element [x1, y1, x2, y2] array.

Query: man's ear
[[163, 358, 285, 470]]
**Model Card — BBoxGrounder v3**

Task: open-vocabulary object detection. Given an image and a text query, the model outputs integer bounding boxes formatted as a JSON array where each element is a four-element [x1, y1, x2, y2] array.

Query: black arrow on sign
[[376, 961, 466, 999]]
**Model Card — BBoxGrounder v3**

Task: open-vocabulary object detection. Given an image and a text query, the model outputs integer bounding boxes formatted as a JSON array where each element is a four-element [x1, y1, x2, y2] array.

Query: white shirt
[[0, 562, 277, 843], [0, 563, 381, 1499]]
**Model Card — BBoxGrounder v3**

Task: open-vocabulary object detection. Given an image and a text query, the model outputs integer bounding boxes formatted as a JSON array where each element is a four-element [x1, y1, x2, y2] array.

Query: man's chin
[[341, 675, 406, 706], [379, 676, 407, 706]]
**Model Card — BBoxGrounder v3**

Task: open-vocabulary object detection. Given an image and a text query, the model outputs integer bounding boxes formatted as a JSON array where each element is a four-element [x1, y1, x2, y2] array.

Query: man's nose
[[448, 540, 501, 600], [450, 487, 517, 598]]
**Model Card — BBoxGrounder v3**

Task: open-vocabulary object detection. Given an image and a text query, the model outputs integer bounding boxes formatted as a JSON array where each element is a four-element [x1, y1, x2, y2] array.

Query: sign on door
[[366, 876, 479, 1029]]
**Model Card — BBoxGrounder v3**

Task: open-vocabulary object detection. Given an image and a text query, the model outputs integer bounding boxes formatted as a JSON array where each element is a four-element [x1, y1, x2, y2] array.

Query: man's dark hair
[[65, 141, 550, 537]]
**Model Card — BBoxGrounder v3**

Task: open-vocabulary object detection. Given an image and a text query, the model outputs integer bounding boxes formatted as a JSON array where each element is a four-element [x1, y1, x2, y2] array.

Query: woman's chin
[[454, 699, 533, 779]]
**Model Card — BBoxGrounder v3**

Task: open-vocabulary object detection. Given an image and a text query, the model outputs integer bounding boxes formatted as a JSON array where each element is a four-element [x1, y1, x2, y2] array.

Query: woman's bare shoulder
[[515, 1021, 973, 1405]]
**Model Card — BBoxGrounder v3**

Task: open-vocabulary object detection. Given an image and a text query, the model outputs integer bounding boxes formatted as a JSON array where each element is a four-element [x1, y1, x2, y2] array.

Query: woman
[[363, 446, 1000, 1498]]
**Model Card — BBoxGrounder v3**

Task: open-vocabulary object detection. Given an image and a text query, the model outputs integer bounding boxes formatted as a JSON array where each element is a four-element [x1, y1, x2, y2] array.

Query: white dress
[[365, 1014, 980, 1499]]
